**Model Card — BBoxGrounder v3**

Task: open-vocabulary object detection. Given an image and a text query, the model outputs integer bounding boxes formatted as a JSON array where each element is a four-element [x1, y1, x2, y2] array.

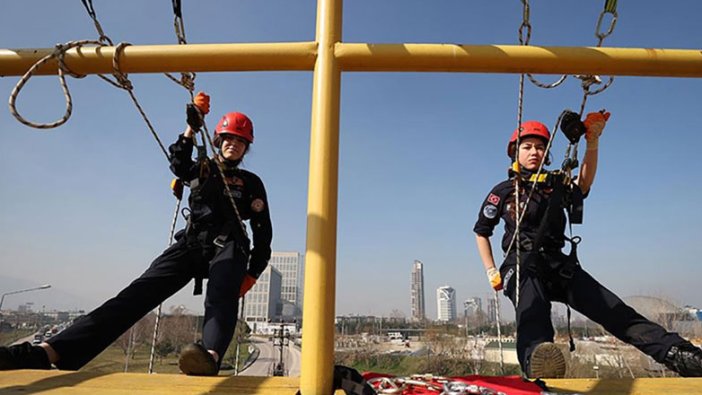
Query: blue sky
[[1, 1, 701, 321]]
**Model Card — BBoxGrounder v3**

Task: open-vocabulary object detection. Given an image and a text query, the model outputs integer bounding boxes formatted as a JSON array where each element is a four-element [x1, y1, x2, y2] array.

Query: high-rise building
[[410, 260, 426, 322], [487, 297, 498, 324], [436, 286, 456, 322], [244, 265, 282, 328], [269, 251, 304, 319], [464, 297, 482, 317]]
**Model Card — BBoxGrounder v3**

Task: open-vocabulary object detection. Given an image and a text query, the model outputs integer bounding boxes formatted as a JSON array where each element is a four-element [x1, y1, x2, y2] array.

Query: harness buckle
[[559, 264, 575, 279], [213, 235, 227, 249]]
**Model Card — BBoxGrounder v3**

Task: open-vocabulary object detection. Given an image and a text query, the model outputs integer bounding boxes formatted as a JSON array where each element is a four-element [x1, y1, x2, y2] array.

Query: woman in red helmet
[[0, 93, 272, 377], [473, 113, 702, 379]]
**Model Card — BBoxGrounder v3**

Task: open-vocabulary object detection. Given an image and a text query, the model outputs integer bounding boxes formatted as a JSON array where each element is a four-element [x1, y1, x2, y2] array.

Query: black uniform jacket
[[168, 134, 272, 279], [473, 171, 583, 255]]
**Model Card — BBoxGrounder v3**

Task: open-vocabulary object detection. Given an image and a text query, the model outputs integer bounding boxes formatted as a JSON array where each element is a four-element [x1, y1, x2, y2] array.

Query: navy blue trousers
[[47, 234, 246, 370], [501, 252, 687, 373]]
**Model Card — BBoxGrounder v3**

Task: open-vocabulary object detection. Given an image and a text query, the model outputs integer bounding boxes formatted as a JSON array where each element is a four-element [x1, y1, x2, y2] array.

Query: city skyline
[[1, 1, 701, 323]]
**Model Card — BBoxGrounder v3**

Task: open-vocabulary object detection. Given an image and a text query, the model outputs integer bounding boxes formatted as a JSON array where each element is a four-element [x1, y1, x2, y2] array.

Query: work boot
[[663, 343, 702, 377], [527, 342, 566, 379], [0, 342, 51, 370], [178, 343, 218, 376]]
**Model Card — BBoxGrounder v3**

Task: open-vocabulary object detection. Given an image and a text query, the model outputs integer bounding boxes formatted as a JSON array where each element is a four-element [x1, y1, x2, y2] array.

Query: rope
[[147, 197, 182, 374], [493, 291, 504, 375], [80, 0, 112, 45], [80, 0, 173, 159], [8, 40, 100, 129], [148, 0, 198, 372], [503, 6, 621, 372], [104, 43, 171, 159], [199, 121, 251, 251]]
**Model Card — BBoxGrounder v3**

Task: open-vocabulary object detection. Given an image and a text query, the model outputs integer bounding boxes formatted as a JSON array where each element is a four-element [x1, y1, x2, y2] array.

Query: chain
[[368, 375, 511, 395], [576, 0, 619, 113], [518, 0, 567, 89], [595, 0, 618, 47], [164, 0, 197, 96]]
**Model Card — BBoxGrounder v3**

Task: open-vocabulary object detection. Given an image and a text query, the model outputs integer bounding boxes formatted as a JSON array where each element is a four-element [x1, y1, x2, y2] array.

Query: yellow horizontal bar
[[335, 43, 702, 77], [2, 42, 701, 78], [2, 370, 702, 395], [0, 42, 318, 76]]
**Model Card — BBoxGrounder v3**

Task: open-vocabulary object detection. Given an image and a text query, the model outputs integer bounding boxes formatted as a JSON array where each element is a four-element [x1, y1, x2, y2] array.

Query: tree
[[116, 313, 155, 358]]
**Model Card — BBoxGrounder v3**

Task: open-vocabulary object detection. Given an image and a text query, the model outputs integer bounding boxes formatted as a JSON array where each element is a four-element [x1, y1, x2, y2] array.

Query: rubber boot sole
[[178, 343, 218, 376], [528, 342, 566, 379]]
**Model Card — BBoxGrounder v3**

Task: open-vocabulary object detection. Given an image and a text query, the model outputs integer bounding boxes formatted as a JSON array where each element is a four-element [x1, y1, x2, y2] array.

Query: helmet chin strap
[[218, 152, 242, 169]]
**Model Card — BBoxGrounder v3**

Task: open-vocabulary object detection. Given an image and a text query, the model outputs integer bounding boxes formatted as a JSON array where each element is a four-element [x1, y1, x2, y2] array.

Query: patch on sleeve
[[483, 204, 498, 219], [251, 198, 265, 212], [487, 193, 500, 205]]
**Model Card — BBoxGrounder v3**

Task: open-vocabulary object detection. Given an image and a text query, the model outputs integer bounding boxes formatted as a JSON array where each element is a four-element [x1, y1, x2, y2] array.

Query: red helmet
[[214, 112, 254, 147], [507, 120, 550, 157]]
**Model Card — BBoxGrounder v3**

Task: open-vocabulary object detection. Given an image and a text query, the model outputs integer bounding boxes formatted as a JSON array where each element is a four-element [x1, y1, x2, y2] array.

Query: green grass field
[[81, 341, 252, 375]]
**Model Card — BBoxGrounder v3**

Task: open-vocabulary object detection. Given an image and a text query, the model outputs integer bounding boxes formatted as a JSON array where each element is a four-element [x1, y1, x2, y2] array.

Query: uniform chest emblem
[[224, 176, 245, 187], [251, 198, 265, 212]]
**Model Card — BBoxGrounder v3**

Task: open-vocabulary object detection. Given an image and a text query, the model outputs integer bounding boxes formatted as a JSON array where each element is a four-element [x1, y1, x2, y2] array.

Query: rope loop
[[518, 22, 532, 45], [8, 40, 102, 129]]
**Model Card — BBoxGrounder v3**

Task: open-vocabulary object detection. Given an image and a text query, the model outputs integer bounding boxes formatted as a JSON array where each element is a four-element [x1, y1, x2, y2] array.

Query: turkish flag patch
[[487, 193, 500, 205]]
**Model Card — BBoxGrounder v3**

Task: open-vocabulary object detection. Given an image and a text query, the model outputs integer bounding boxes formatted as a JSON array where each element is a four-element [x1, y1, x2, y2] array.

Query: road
[[239, 336, 301, 377]]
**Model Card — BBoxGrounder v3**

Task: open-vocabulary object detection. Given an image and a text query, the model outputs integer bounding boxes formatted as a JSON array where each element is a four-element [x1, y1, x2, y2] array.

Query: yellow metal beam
[[2, 43, 702, 78], [335, 43, 702, 77], [300, 0, 342, 394], [0, 42, 317, 76], [3, 370, 702, 394]]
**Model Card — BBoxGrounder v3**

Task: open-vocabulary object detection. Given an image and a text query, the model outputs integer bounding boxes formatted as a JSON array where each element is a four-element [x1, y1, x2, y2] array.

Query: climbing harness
[[500, 0, 620, 376], [8, 0, 253, 374]]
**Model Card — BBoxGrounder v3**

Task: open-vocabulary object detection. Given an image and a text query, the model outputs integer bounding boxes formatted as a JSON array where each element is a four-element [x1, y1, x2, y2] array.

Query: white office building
[[410, 260, 426, 322], [436, 286, 457, 322], [244, 265, 282, 330], [269, 251, 304, 320]]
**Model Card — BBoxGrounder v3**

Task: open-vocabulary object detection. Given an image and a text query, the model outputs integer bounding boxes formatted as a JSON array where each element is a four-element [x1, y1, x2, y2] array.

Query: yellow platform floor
[[1, 370, 702, 394]]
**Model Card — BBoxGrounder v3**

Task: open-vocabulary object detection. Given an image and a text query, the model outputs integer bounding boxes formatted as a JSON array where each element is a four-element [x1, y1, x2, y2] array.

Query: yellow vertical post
[[300, 0, 342, 394]]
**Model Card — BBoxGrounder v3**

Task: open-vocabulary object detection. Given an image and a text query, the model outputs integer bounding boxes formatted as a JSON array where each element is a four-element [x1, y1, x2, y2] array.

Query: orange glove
[[240, 274, 257, 297], [486, 267, 503, 291], [583, 111, 610, 149], [193, 91, 210, 115]]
